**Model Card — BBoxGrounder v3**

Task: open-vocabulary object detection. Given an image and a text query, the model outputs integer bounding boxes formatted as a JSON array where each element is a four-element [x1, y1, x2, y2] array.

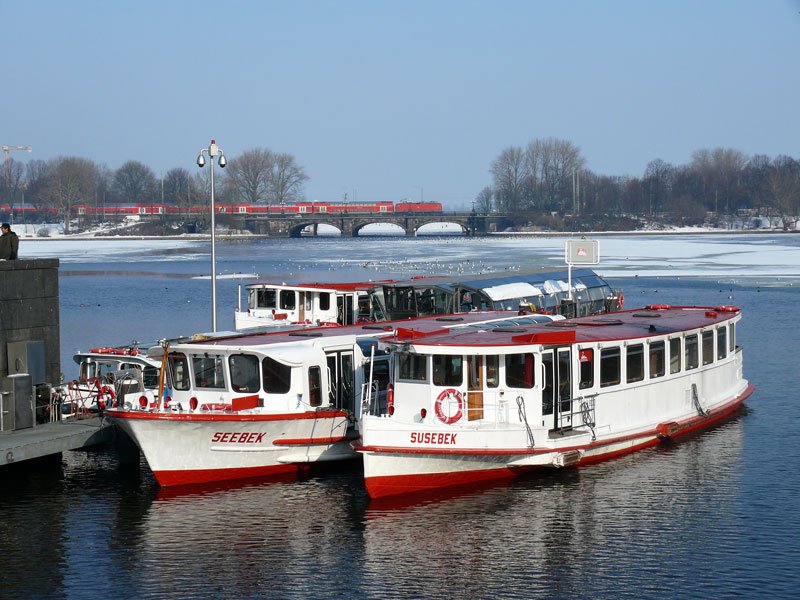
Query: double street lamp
[[197, 139, 227, 332]]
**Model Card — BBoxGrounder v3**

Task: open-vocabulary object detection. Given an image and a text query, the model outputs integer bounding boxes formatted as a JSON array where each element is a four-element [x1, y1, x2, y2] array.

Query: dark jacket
[[0, 230, 19, 260]]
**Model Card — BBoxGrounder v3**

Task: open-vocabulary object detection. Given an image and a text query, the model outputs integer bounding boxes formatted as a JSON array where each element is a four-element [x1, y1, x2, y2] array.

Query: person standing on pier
[[0, 223, 19, 260]]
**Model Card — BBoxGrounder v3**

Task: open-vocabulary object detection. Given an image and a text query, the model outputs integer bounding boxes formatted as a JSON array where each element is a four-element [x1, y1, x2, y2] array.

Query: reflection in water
[[361, 415, 746, 599]]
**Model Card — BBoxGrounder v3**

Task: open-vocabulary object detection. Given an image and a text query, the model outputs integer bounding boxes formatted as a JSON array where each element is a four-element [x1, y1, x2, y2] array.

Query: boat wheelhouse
[[357, 305, 753, 499], [106, 311, 537, 487], [234, 281, 382, 330], [59, 346, 160, 417], [367, 268, 623, 322]]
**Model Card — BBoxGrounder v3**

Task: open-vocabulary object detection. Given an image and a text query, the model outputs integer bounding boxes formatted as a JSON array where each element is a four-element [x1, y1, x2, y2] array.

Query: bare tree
[[766, 156, 800, 230], [269, 153, 309, 203], [226, 148, 274, 204], [163, 168, 193, 215], [24, 160, 52, 214], [474, 186, 494, 213], [525, 138, 586, 210], [1, 158, 26, 209], [490, 146, 528, 212], [643, 159, 673, 215], [43, 156, 100, 233], [690, 148, 747, 213], [112, 160, 158, 204]]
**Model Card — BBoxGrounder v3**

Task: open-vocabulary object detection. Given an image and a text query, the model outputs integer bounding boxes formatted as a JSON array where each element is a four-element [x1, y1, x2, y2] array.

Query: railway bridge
[[220, 212, 511, 237]]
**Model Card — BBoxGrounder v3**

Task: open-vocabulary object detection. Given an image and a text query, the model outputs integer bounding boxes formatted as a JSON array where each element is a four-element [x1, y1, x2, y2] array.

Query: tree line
[[0, 147, 308, 228], [479, 139, 800, 230]]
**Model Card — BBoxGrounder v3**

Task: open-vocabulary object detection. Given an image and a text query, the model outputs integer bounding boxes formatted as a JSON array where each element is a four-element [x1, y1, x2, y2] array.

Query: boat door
[[541, 347, 573, 431], [326, 350, 356, 415], [298, 291, 306, 322], [466, 355, 484, 420], [337, 295, 355, 325]]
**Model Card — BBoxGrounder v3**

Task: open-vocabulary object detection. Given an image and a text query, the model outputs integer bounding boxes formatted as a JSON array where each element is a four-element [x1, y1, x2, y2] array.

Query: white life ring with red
[[98, 385, 116, 409], [434, 388, 463, 425]]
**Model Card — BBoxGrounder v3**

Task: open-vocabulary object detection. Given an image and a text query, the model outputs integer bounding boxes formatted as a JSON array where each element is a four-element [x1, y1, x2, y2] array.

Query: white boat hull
[[109, 409, 356, 486], [360, 382, 754, 499]]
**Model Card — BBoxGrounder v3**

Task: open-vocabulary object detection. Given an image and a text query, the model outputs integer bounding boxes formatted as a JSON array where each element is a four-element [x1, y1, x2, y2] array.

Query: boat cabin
[[373, 306, 742, 437], [368, 268, 622, 321], [235, 282, 381, 330]]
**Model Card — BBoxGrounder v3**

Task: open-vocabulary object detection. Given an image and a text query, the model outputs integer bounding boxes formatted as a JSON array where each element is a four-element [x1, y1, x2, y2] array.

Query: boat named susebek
[[357, 304, 754, 499], [105, 312, 541, 487]]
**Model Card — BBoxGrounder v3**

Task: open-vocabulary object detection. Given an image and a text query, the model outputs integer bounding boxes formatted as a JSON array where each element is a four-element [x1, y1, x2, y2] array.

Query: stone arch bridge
[[217, 212, 511, 237]]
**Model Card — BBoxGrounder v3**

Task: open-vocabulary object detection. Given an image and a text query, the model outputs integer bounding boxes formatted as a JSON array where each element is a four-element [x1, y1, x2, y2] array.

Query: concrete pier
[[0, 258, 114, 468], [0, 417, 113, 465]]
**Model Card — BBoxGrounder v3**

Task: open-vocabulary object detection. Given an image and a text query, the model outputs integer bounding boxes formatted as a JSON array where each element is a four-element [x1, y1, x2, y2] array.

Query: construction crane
[[2, 144, 32, 165]]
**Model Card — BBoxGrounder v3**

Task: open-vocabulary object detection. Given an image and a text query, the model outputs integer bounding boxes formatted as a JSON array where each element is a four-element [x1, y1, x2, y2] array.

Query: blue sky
[[2, 0, 798, 208]]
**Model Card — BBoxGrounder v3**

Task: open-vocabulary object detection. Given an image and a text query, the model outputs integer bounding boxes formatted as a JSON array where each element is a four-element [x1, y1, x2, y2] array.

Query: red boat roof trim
[[385, 306, 739, 349]]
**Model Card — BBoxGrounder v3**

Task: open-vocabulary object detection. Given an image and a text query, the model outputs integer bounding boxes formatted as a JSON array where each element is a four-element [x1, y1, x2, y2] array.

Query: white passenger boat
[[234, 268, 622, 331], [105, 312, 537, 487], [58, 346, 161, 417], [357, 304, 754, 499], [234, 281, 382, 330]]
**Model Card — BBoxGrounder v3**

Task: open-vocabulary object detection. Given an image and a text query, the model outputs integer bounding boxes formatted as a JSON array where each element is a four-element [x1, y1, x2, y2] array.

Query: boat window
[[717, 326, 727, 360], [398, 352, 428, 382], [649, 341, 666, 378], [433, 355, 463, 387], [308, 366, 322, 407], [702, 331, 714, 366], [358, 295, 372, 320], [257, 289, 276, 309], [79, 361, 97, 381], [143, 366, 159, 388], [280, 290, 296, 310], [370, 359, 391, 392], [669, 338, 681, 374], [229, 354, 261, 393], [685, 334, 699, 370], [263, 357, 292, 394], [626, 344, 645, 383], [729, 322, 735, 352], [505, 353, 535, 389], [486, 355, 499, 388], [169, 353, 191, 391], [193, 355, 226, 389], [600, 347, 621, 387], [319, 292, 331, 311], [578, 348, 594, 389]]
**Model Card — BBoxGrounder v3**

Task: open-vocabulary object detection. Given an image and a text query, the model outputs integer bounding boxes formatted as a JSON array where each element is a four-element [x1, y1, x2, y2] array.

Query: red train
[[0, 201, 443, 220]]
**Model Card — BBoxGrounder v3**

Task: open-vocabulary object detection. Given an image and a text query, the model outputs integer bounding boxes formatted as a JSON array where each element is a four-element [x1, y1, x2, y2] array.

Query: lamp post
[[197, 139, 227, 332]]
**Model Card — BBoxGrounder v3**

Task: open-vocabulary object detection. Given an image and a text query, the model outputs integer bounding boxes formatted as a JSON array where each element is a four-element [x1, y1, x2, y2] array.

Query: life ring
[[98, 385, 116, 409], [617, 292, 625, 309], [434, 388, 463, 425], [714, 305, 739, 313]]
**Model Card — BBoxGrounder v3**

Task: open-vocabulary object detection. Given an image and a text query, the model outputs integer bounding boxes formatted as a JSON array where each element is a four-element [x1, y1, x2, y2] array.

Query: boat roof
[[157, 310, 547, 353], [385, 305, 741, 350], [374, 268, 608, 295], [244, 280, 390, 293]]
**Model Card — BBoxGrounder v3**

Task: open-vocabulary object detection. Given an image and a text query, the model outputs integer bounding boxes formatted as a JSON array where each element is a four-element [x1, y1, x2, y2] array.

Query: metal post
[[210, 151, 217, 332], [197, 140, 226, 333]]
